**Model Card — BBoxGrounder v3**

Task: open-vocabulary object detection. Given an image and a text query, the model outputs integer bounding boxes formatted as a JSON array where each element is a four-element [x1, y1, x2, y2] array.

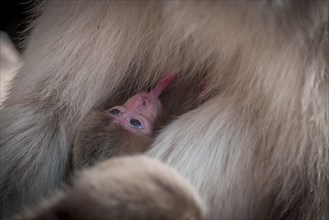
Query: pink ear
[[151, 74, 175, 98]]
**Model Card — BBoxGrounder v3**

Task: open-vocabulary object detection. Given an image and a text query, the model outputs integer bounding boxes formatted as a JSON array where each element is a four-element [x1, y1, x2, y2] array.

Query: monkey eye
[[130, 119, 143, 129], [109, 108, 121, 116]]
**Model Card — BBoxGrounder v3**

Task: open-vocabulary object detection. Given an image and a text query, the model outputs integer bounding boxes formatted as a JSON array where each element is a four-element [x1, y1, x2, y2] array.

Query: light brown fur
[[15, 156, 204, 220], [0, 1, 328, 219]]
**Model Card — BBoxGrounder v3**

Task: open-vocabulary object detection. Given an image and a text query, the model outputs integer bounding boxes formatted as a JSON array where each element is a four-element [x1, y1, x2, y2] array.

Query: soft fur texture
[[0, 32, 21, 106], [72, 109, 153, 169], [14, 156, 204, 220], [0, 1, 328, 219]]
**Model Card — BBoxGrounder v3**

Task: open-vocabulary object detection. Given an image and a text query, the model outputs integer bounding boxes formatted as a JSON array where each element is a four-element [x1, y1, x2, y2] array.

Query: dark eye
[[130, 119, 143, 129], [109, 108, 121, 116]]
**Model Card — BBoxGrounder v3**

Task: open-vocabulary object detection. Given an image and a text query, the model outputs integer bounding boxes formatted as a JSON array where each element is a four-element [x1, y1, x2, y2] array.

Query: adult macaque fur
[[14, 156, 205, 220], [0, 1, 328, 219]]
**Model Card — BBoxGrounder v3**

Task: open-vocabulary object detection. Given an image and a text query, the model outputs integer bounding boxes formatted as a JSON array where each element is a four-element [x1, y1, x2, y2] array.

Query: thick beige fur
[[0, 1, 328, 219], [15, 156, 204, 220]]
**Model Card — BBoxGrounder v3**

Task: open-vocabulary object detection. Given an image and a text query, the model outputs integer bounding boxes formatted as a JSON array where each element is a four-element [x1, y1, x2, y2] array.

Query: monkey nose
[[141, 96, 151, 106], [137, 96, 151, 109], [130, 95, 151, 110]]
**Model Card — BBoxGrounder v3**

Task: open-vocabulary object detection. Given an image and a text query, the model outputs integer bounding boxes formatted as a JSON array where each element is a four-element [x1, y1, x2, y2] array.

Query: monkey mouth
[[150, 74, 175, 98]]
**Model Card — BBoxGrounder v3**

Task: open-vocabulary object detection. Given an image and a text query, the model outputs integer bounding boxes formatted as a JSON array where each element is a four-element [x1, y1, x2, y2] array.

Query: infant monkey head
[[108, 75, 174, 135], [108, 89, 162, 135], [72, 75, 174, 169]]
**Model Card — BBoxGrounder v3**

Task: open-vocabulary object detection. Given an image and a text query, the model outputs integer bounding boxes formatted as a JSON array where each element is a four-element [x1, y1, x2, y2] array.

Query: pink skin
[[107, 75, 174, 135]]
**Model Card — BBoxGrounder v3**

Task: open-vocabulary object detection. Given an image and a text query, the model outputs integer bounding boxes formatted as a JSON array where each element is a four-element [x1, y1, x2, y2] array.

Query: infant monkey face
[[107, 92, 162, 135]]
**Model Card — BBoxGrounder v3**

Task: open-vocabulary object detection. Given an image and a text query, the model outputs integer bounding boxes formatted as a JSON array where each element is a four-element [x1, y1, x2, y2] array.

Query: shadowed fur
[[0, 1, 328, 219], [72, 109, 153, 169]]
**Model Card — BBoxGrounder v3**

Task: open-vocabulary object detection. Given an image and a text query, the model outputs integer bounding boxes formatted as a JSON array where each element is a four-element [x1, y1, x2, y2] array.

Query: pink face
[[107, 92, 162, 135], [106, 75, 174, 135]]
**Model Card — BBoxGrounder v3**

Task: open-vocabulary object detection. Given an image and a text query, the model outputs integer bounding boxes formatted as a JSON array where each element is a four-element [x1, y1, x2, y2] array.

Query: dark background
[[1, 0, 33, 52]]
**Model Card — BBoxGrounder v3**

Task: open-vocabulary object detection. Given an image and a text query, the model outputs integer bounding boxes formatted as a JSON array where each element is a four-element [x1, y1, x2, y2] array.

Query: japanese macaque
[[72, 76, 174, 169], [14, 156, 205, 220], [0, 1, 328, 219]]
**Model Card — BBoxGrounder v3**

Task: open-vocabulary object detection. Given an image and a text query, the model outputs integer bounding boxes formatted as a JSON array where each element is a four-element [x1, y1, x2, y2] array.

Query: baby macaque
[[72, 75, 174, 169], [14, 156, 205, 220]]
